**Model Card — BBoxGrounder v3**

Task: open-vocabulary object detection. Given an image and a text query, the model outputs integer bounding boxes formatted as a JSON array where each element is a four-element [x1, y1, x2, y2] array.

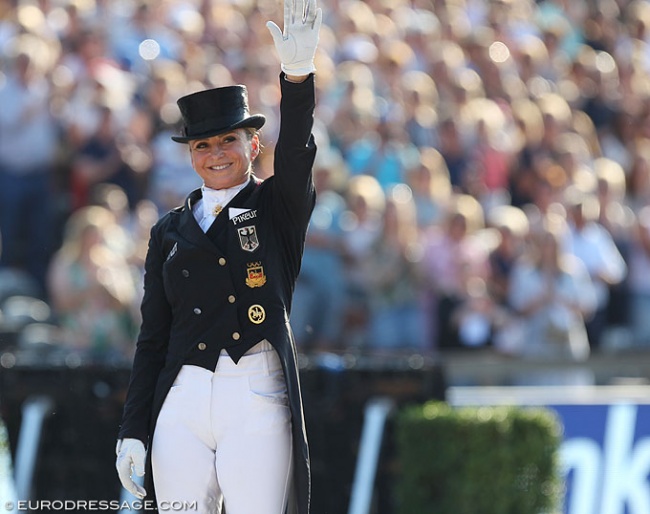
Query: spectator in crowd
[[553, 131, 597, 194], [562, 187, 627, 350], [291, 150, 348, 351], [450, 275, 513, 352], [324, 62, 378, 156], [509, 97, 546, 208], [69, 105, 124, 209], [420, 194, 490, 350], [629, 204, 650, 348], [536, 93, 575, 166], [0, 1, 15, 48], [404, 146, 451, 232], [486, 204, 530, 309], [626, 138, 650, 212], [599, 107, 636, 176], [88, 183, 159, 299], [594, 157, 635, 333], [361, 184, 427, 351], [339, 174, 384, 346], [47, 205, 138, 361], [461, 96, 515, 209], [437, 115, 471, 192], [593, 157, 632, 242], [401, 70, 438, 149], [508, 217, 597, 384], [59, 33, 131, 157], [0, 43, 60, 292]]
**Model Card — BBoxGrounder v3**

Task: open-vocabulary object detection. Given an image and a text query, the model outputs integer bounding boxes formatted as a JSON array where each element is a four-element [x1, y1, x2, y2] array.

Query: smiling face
[[188, 129, 260, 190]]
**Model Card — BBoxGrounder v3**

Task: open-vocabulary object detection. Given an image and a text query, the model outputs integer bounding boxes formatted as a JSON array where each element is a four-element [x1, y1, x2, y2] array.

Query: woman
[[419, 194, 490, 350], [114, 1, 322, 513], [508, 220, 597, 383], [47, 205, 138, 360]]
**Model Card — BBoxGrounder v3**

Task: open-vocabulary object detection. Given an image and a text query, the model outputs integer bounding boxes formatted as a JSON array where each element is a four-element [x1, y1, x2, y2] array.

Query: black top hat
[[171, 85, 266, 143]]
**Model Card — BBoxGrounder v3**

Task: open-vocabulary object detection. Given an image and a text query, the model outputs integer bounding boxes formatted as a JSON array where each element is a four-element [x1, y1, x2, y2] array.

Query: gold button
[[219, 257, 226, 266], [232, 332, 240, 341], [198, 342, 207, 350], [228, 295, 236, 303]]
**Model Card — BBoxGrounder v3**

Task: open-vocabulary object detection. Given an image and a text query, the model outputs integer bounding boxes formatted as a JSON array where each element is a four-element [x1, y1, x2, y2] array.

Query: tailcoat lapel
[[176, 189, 220, 255], [176, 179, 261, 254], [206, 178, 259, 239]]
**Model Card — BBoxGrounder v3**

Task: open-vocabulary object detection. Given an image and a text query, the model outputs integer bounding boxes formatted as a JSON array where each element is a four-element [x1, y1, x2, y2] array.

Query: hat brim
[[171, 114, 266, 143]]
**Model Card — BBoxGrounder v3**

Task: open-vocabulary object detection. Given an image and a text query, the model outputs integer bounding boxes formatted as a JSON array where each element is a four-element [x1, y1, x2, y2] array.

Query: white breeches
[[151, 340, 293, 514]]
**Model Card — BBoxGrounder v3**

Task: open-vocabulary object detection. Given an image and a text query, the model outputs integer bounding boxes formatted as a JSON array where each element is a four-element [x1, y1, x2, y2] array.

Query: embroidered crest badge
[[237, 225, 259, 252], [246, 262, 267, 288], [248, 304, 266, 324]]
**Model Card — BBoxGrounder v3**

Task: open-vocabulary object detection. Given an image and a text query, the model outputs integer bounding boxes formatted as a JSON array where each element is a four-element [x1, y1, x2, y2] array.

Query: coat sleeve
[[271, 73, 317, 230], [118, 221, 172, 444], [269, 73, 317, 284]]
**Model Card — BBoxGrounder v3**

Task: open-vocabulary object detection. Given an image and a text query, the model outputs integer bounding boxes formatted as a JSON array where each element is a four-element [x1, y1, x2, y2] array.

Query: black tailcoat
[[118, 74, 317, 514]]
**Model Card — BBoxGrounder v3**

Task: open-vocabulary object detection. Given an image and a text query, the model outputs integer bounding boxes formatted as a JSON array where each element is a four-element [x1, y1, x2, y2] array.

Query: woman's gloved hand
[[115, 438, 147, 499], [266, 0, 322, 76]]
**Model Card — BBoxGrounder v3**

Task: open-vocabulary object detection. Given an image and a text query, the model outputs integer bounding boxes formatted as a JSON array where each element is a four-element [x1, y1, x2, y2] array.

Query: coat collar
[[175, 178, 260, 253]]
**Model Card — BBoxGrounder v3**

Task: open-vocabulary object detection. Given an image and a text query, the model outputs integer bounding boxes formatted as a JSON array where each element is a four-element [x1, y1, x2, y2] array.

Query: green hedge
[[395, 402, 563, 514], [0, 419, 14, 501]]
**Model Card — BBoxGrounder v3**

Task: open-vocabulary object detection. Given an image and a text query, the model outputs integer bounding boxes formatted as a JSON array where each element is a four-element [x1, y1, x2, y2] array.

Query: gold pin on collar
[[213, 204, 223, 216]]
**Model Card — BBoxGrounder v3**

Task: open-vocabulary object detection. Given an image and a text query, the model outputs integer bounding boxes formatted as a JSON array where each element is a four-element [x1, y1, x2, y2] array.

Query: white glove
[[115, 438, 147, 499], [266, 0, 322, 76]]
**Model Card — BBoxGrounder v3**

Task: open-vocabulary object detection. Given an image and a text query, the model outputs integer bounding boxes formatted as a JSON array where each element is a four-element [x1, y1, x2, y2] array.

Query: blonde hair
[[59, 206, 120, 261], [446, 193, 484, 234], [347, 174, 386, 214]]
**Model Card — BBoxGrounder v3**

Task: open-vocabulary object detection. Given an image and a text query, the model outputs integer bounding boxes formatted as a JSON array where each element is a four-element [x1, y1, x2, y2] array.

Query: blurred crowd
[[2, 0, 650, 380]]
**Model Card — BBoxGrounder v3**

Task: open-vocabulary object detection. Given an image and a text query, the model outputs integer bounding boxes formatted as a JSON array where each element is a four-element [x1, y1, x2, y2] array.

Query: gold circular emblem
[[248, 304, 266, 324]]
